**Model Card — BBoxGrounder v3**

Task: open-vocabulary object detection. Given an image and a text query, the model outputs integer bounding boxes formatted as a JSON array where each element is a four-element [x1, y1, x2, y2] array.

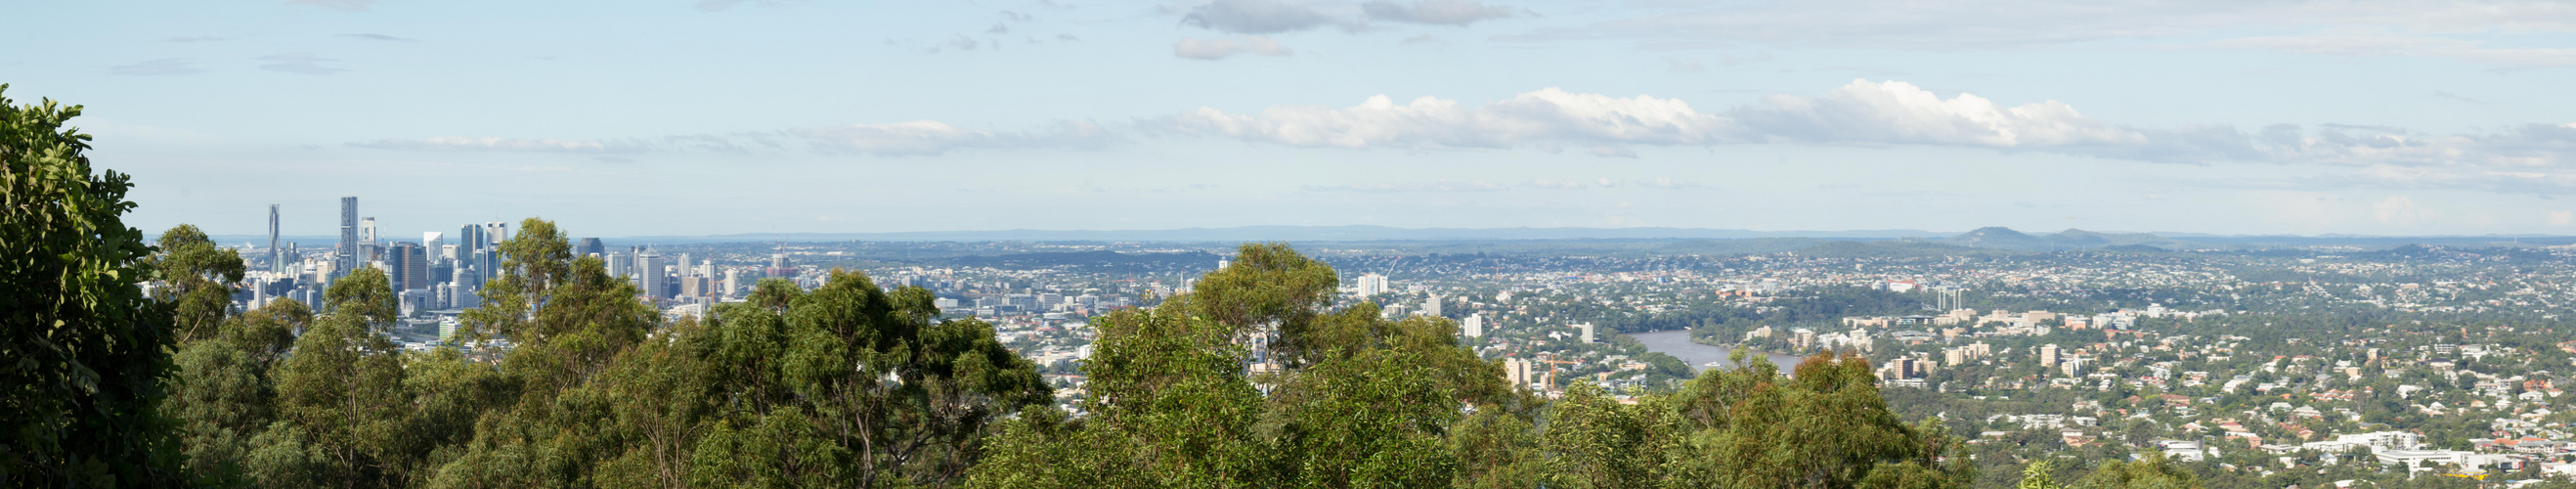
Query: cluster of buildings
[[238, 199, 510, 323]]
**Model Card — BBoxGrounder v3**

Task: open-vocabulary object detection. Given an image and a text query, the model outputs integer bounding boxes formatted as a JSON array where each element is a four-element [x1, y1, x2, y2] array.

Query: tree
[[682, 272, 1054, 487], [269, 268, 417, 487], [970, 298, 1273, 488], [2074, 453, 2200, 489], [149, 224, 245, 342], [974, 244, 1528, 489], [0, 84, 185, 487], [164, 298, 307, 486]]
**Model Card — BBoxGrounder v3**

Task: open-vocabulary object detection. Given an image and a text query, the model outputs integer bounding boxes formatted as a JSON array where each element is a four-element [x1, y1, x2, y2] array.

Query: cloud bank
[[1149, 79, 2576, 185], [1173, 35, 1294, 60], [356, 121, 1114, 156], [1176, 0, 1518, 34]]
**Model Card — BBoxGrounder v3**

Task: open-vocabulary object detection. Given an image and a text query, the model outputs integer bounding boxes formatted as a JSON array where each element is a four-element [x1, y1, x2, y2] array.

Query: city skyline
[[10, 0, 2576, 237]]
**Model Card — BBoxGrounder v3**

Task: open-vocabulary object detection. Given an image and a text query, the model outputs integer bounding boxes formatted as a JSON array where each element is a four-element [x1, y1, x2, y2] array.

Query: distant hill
[[936, 250, 1223, 272], [618, 226, 1954, 243], [1940, 227, 2197, 251], [1795, 241, 2020, 258]]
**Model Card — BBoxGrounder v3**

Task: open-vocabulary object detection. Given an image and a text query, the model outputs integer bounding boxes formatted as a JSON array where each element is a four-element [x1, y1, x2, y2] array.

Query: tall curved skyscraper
[[336, 197, 357, 280]]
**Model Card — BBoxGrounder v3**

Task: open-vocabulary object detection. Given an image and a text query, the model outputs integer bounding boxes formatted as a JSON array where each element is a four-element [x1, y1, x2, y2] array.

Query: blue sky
[[8, 0, 2576, 238]]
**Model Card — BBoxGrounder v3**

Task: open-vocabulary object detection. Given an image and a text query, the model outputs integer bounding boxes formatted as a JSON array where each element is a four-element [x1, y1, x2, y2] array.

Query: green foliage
[[150, 224, 245, 342], [2072, 454, 2199, 489], [119, 231, 2002, 488], [163, 298, 305, 485], [677, 272, 1053, 487], [268, 267, 422, 485], [972, 244, 1971, 489], [0, 84, 185, 487], [426, 222, 1047, 488], [1194, 243, 1341, 366], [2012, 455, 2203, 489]]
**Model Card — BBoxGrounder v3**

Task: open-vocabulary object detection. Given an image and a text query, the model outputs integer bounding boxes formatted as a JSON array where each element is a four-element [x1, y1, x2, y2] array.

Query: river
[[1625, 330, 1807, 374]]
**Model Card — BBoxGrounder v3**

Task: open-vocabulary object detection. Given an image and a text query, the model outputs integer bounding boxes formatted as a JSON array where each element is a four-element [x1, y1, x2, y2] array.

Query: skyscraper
[[336, 197, 357, 280], [577, 238, 604, 258], [636, 248, 667, 299], [454, 224, 487, 290], [268, 204, 284, 273], [722, 269, 740, 298], [1463, 313, 1485, 337], [1422, 293, 1443, 317], [359, 217, 377, 264], [606, 251, 629, 279], [423, 232, 444, 266], [481, 222, 507, 280], [765, 242, 797, 280], [388, 242, 427, 291]]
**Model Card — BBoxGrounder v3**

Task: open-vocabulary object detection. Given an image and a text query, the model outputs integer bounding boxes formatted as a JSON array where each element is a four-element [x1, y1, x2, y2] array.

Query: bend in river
[[1626, 330, 1807, 374]]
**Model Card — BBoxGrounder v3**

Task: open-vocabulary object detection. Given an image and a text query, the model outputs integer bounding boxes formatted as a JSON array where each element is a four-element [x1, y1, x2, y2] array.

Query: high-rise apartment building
[[722, 269, 740, 298], [765, 244, 797, 280], [1352, 273, 1391, 296], [1463, 314, 1485, 337], [2039, 343, 2062, 369], [1423, 293, 1443, 317]]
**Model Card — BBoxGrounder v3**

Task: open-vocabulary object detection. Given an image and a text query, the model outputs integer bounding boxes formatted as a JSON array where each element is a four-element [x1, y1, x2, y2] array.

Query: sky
[[8, 0, 2576, 239]]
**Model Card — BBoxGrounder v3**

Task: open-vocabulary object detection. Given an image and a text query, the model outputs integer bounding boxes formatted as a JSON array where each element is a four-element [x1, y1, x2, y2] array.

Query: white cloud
[[1589, 146, 1637, 157], [1636, 177, 1703, 188], [1526, 178, 1588, 189], [1362, 0, 1515, 26], [1150, 79, 2134, 151], [353, 137, 631, 153], [1730, 79, 2143, 147], [1151, 80, 2576, 180], [358, 121, 1113, 156], [258, 53, 346, 74], [2550, 209, 2575, 226], [1180, 0, 1345, 34], [1173, 35, 1294, 60], [1513, 0, 2576, 50], [1152, 87, 1733, 149], [1302, 179, 1507, 192], [2209, 35, 2576, 69], [792, 120, 1114, 156], [2372, 196, 2436, 225]]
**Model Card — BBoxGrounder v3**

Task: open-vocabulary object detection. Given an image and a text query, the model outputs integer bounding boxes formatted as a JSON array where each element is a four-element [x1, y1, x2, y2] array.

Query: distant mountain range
[[618, 226, 1955, 243], [201, 225, 2576, 250], [1937, 227, 2197, 250]]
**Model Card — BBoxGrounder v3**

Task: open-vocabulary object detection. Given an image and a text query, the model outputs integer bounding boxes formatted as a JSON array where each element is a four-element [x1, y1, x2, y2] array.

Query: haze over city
[[10, 0, 2576, 239]]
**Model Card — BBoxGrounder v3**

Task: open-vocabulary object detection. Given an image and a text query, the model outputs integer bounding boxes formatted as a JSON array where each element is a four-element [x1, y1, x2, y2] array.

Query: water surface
[[1626, 330, 1807, 373]]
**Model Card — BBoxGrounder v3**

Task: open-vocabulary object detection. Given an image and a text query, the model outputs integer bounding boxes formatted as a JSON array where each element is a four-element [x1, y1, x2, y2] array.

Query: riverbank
[[1625, 330, 1806, 374]]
